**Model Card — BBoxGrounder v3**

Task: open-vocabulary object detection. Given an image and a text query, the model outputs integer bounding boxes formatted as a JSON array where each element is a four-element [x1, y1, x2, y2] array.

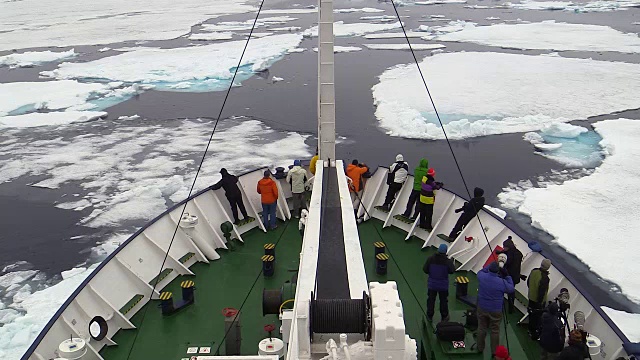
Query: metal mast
[[317, 0, 336, 163]]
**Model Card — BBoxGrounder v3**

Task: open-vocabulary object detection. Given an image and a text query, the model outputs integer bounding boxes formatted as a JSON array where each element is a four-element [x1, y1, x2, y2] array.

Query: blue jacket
[[477, 265, 515, 312], [423, 253, 455, 291]]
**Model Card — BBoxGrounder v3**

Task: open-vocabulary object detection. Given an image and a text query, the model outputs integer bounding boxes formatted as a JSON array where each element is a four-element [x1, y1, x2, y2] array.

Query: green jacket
[[412, 158, 429, 191], [527, 268, 550, 306]]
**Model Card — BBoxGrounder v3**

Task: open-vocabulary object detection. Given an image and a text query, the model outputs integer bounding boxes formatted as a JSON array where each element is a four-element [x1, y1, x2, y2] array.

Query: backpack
[[435, 321, 466, 341], [386, 162, 408, 185]]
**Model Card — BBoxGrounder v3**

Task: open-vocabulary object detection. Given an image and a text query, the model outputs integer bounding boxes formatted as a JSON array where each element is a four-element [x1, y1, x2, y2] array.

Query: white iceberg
[[43, 34, 303, 91], [0, 0, 257, 51], [0, 49, 76, 68], [371, 52, 640, 140], [303, 21, 402, 37], [500, 119, 640, 304], [434, 21, 640, 53]]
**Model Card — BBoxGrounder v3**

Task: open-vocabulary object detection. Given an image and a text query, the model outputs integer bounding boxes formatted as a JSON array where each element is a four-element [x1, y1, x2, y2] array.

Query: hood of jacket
[[412, 158, 429, 190]]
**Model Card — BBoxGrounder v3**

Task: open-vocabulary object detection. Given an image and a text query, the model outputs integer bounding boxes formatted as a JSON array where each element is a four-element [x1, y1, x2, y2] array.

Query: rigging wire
[[123, 0, 266, 358], [386, 0, 513, 350]]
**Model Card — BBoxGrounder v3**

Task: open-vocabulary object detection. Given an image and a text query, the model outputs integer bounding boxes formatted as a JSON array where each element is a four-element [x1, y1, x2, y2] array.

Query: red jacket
[[257, 177, 279, 204]]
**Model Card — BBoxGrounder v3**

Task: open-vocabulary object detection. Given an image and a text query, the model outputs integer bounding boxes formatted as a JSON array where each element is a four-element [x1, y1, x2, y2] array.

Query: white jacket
[[389, 158, 408, 184], [286, 166, 308, 194]]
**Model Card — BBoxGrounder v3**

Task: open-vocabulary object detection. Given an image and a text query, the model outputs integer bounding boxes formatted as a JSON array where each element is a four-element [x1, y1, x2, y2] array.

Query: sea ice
[[602, 307, 640, 342], [189, 32, 234, 41], [415, 0, 467, 4], [313, 46, 363, 53], [507, 0, 640, 12], [43, 34, 303, 91], [364, 43, 446, 50], [261, 8, 317, 14], [200, 16, 297, 33], [303, 21, 402, 37], [364, 32, 425, 39], [272, 76, 284, 82], [0, 49, 76, 68], [0, 0, 256, 51], [500, 119, 640, 304], [334, 7, 385, 13], [434, 21, 640, 53], [372, 52, 640, 140], [484, 205, 507, 219], [360, 15, 399, 21], [0, 112, 108, 128], [523, 123, 604, 167]]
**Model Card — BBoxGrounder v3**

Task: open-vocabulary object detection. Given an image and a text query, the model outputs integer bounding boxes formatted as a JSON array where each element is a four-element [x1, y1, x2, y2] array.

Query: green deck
[[100, 219, 540, 360]]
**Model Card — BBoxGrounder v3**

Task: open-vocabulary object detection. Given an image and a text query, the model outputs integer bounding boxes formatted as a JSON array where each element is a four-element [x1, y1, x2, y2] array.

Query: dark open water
[[1, 0, 639, 329]]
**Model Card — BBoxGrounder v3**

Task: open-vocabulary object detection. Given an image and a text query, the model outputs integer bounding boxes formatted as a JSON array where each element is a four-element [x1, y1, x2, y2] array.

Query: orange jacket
[[346, 164, 368, 192], [257, 177, 279, 204]]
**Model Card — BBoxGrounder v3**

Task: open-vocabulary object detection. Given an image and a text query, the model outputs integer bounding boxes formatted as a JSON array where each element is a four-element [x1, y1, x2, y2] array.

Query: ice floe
[[372, 52, 640, 140], [602, 307, 640, 342], [523, 123, 604, 167], [433, 21, 640, 53], [334, 7, 385, 13], [189, 32, 234, 41], [0, 0, 256, 51], [261, 8, 317, 14], [364, 43, 446, 50], [0, 111, 108, 128], [303, 21, 402, 37], [360, 15, 399, 21], [364, 32, 426, 39], [415, 0, 467, 4], [484, 205, 507, 219], [499, 119, 640, 304], [0, 49, 76, 68], [43, 34, 303, 92], [507, 0, 640, 12], [200, 16, 298, 33]]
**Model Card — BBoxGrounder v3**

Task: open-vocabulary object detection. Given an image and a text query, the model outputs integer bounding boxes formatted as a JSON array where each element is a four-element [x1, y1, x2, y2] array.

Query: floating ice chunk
[[435, 21, 640, 53], [0, 111, 107, 128], [507, 0, 573, 10], [312, 46, 363, 53], [243, 32, 273, 38], [60, 267, 86, 280], [55, 199, 92, 211], [602, 307, 640, 342], [503, 119, 640, 303], [485, 16, 501, 20], [507, 0, 640, 12], [0, 271, 38, 289], [0, 0, 257, 51], [415, 0, 467, 4], [98, 47, 111, 52], [541, 122, 588, 138], [303, 21, 402, 37], [365, 32, 425, 39], [465, 4, 491, 8], [0, 49, 76, 68], [334, 7, 385, 13], [189, 32, 233, 41], [533, 143, 563, 151], [372, 52, 640, 140], [272, 76, 284, 82], [523, 131, 544, 144], [430, 14, 446, 18], [43, 34, 303, 91], [360, 15, 398, 21], [0, 81, 107, 116], [261, 8, 317, 14], [288, 48, 306, 53], [270, 26, 302, 31], [484, 205, 507, 219], [364, 43, 446, 50]]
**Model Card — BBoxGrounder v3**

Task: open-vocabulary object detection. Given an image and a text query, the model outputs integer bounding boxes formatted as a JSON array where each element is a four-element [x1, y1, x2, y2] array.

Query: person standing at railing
[[445, 187, 485, 241], [212, 168, 248, 225], [418, 168, 443, 231], [309, 148, 319, 175], [497, 236, 523, 313], [476, 262, 515, 355], [423, 243, 455, 322], [286, 160, 307, 219], [381, 154, 409, 211], [346, 159, 368, 207], [527, 259, 552, 340], [402, 158, 429, 219], [257, 170, 279, 230]]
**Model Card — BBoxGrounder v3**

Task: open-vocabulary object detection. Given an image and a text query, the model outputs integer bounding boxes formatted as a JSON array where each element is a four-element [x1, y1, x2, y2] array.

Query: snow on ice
[[499, 119, 640, 306], [0, 0, 256, 51], [433, 21, 640, 53], [189, 32, 234, 41], [303, 21, 402, 37], [43, 34, 303, 91], [602, 307, 640, 342], [372, 52, 640, 140], [507, 0, 640, 12], [364, 43, 446, 50], [364, 32, 426, 39], [0, 49, 76, 68]]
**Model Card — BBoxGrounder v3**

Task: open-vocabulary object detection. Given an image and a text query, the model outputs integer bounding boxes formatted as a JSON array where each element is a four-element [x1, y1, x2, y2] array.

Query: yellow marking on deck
[[376, 253, 389, 261], [373, 241, 385, 248], [181, 280, 195, 288], [455, 276, 469, 284], [160, 292, 173, 300], [264, 243, 275, 250], [262, 255, 275, 262]]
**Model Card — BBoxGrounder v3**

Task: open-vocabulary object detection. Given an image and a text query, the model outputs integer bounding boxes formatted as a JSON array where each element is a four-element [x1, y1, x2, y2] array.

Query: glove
[[455, 208, 463, 213], [520, 275, 528, 281]]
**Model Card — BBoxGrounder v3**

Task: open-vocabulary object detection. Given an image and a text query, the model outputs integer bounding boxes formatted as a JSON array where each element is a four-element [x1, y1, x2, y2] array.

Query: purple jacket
[[477, 266, 515, 312], [423, 253, 455, 291]]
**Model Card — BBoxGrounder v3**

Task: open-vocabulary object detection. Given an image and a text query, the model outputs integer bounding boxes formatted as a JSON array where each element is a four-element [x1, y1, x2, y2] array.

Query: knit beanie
[[495, 345, 509, 358], [427, 168, 435, 177], [569, 330, 583, 345], [489, 262, 500, 273], [264, 170, 271, 177], [294, 160, 301, 166], [438, 243, 448, 254], [541, 259, 551, 271], [396, 154, 404, 162], [474, 187, 484, 197]]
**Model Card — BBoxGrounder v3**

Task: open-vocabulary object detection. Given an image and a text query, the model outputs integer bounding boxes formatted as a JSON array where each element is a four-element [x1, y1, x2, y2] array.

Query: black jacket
[[499, 238, 523, 285], [539, 304, 565, 353], [212, 170, 242, 199], [458, 196, 485, 219], [556, 343, 589, 360]]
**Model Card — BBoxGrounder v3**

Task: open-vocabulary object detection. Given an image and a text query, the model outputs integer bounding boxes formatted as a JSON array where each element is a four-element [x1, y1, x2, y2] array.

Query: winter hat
[[541, 259, 551, 271], [474, 187, 484, 197], [220, 168, 228, 175], [497, 253, 508, 267], [494, 345, 509, 359], [489, 262, 500, 273], [438, 243, 448, 254], [427, 168, 436, 177], [396, 154, 404, 162], [264, 170, 271, 177], [294, 160, 301, 166], [352, 159, 359, 165], [503, 237, 514, 249]]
